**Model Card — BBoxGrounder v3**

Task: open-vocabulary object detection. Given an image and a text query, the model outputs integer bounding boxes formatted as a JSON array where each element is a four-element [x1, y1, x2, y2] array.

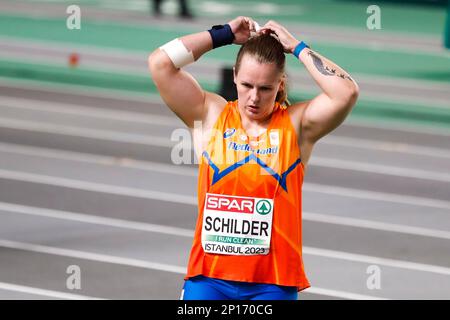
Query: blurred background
[[0, 0, 449, 300]]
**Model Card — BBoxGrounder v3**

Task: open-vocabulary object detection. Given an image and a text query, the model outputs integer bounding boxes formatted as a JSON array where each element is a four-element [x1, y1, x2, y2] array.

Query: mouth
[[246, 105, 259, 112]]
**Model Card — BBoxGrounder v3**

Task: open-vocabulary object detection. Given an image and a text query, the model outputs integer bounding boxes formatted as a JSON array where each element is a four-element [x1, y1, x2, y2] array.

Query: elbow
[[148, 50, 162, 75], [347, 81, 359, 107], [148, 49, 173, 76]]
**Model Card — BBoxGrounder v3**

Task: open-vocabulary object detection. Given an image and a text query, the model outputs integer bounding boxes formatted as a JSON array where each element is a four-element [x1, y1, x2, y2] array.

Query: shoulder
[[286, 100, 316, 168], [202, 92, 228, 130], [286, 100, 310, 136]]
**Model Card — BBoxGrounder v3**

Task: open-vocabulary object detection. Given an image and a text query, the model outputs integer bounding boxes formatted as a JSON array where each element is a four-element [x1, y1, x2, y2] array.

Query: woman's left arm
[[262, 20, 359, 143]]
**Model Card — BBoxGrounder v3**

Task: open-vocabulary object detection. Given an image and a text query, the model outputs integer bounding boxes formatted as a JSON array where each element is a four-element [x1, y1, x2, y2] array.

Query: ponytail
[[276, 75, 290, 107]]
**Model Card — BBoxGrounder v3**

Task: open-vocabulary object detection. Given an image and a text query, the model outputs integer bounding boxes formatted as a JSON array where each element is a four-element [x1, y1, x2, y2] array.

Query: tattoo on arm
[[307, 51, 353, 82]]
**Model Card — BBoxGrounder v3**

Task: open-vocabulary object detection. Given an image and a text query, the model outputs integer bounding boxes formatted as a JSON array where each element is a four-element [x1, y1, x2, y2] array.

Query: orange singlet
[[185, 100, 310, 291]]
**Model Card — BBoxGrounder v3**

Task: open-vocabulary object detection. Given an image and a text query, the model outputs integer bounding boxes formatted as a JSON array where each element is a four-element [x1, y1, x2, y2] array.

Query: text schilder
[[201, 193, 274, 256]]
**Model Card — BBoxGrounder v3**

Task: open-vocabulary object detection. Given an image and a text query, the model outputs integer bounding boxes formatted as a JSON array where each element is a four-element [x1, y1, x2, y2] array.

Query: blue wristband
[[293, 41, 309, 58], [208, 24, 235, 49]]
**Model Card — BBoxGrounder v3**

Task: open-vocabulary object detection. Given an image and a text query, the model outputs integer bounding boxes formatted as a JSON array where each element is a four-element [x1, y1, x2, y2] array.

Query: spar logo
[[256, 200, 272, 215], [206, 194, 254, 214]]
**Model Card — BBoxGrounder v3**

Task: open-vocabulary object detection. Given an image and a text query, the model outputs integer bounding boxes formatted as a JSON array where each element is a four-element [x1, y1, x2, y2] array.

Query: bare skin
[[148, 16, 359, 171]]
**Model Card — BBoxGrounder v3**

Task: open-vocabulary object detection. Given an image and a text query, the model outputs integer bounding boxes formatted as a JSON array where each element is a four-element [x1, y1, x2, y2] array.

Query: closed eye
[[241, 83, 272, 91]]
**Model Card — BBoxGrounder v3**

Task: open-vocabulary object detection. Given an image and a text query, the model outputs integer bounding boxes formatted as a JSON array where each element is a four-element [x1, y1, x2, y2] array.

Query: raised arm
[[262, 21, 359, 144], [148, 31, 212, 128], [148, 17, 259, 128]]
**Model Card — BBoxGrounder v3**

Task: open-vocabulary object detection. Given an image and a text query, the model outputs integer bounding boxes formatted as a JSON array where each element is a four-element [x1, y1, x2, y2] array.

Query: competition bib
[[201, 193, 274, 255]]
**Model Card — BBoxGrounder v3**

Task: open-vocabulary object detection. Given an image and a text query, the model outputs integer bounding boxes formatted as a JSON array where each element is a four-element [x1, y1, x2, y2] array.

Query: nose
[[250, 88, 260, 104]]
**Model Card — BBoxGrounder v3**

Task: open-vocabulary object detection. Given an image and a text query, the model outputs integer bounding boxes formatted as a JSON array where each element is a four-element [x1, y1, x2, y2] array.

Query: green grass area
[[15, 0, 447, 35], [1, 14, 449, 83], [196, 0, 447, 35], [0, 14, 190, 52], [1, 58, 449, 131]]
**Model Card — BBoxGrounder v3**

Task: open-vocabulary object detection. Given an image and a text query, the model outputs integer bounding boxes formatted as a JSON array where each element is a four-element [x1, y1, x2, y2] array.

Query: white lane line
[[2, 201, 450, 272], [290, 80, 450, 110], [0, 76, 160, 104], [345, 117, 450, 137], [0, 167, 449, 211], [1, 139, 448, 186], [0, 96, 181, 126], [303, 246, 450, 276], [303, 212, 450, 240], [0, 169, 197, 205], [302, 287, 386, 300], [2, 96, 450, 159], [0, 239, 386, 300], [0, 118, 174, 147], [0, 140, 449, 205], [2, 201, 450, 241], [0, 239, 187, 274], [1, 117, 449, 183], [0, 240, 188, 303], [304, 183, 450, 210], [0, 35, 151, 61], [1, 75, 450, 138], [312, 157, 450, 183], [0, 282, 105, 300], [0, 142, 197, 177], [0, 202, 194, 238], [321, 135, 450, 160]]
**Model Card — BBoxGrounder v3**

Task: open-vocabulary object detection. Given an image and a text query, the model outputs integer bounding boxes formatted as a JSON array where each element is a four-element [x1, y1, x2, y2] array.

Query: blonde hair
[[234, 33, 290, 106]]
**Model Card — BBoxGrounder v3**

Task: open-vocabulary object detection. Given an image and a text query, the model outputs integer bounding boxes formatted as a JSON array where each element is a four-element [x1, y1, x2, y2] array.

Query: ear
[[233, 66, 237, 85], [279, 73, 286, 90]]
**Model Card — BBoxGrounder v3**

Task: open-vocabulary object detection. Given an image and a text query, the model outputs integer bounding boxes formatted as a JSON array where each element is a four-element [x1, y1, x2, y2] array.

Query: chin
[[245, 107, 263, 118]]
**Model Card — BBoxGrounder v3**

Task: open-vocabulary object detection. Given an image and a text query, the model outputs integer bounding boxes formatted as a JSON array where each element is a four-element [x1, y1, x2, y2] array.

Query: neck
[[237, 104, 275, 136], [240, 112, 272, 128]]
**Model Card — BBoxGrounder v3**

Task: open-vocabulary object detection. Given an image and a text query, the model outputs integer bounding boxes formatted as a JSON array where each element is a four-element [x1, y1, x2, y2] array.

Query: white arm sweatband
[[159, 38, 195, 69]]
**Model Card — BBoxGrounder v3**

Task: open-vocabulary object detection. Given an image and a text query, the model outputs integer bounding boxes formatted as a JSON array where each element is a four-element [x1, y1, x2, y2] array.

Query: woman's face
[[234, 54, 283, 122]]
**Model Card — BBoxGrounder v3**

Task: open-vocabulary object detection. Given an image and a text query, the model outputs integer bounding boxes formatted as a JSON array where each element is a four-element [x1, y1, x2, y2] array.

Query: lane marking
[[2, 50, 450, 111], [1, 117, 449, 182], [0, 202, 450, 275], [0, 117, 174, 147], [304, 182, 450, 210], [0, 239, 388, 300], [0, 96, 181, 127], [0, 14, 446, 54], [0, 168, 198, 205], [303, 246, 450, 276], [0, 167, 448, 211], [345, 117, 450, 137], [312, 157, 450, 183], [321, 135, 450, 160], [2, 96, 450, 159], [1, 200, 450, 242], [1, 75, 449, 136], [0, 76, 159, 104], [0, 142, 197, 177], [0, 201, 194, 238], [303, 287, 386, 300], [0, 282, 105, 300], [303, 211, 450, 240], [0, 239, 187, 274]]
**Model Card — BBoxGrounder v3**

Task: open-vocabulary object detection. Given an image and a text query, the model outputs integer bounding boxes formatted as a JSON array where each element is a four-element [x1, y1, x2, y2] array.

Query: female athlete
[[149, 16, 359, 300]]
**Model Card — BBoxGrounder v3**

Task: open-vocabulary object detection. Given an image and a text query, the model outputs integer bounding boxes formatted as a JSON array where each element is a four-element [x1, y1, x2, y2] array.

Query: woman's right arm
[[148, 31, 214, 128], [148, 17, 258, 128]]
